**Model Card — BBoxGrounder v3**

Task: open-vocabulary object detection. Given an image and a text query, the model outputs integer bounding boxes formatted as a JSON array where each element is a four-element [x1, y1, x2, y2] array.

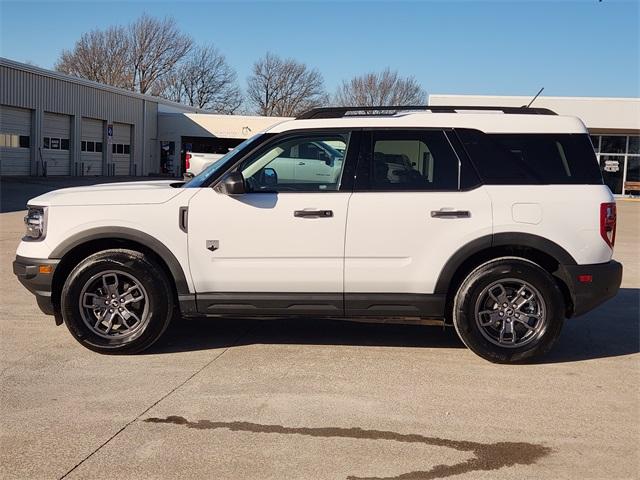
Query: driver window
[[241, 134, 348, 192]]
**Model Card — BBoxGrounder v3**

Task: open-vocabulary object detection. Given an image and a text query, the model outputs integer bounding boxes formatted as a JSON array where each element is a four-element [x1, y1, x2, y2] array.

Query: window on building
[[626, 156, 640, 183], [0, 133, 29, 148], [600, 136, 626, 154], [112, 143, 116, 154], [43, 137, 50, 149], [87, 141, 95, 152], [95, 142, 102, 153], [123, 144, 130, 154], [117, 144, 124, 154], [81, 141, 87, 152], [61, 139, 69, 150]]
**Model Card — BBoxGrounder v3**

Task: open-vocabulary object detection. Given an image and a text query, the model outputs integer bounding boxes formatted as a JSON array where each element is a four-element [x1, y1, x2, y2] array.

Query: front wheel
[[452, 258, 565, 363], [61, 249, 175, 354]]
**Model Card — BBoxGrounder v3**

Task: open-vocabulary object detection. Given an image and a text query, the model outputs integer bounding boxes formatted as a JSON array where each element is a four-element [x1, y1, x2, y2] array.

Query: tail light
[[600, 202, 617, 248], [185, 152, 191, 170]]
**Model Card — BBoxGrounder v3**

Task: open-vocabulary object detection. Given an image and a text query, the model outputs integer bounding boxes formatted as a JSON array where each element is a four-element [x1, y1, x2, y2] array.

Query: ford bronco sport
[[13, 105, 623, 363]]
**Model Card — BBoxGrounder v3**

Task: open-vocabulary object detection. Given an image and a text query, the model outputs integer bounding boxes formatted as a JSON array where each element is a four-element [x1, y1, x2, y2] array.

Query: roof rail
[[297, 105, 557, 119]]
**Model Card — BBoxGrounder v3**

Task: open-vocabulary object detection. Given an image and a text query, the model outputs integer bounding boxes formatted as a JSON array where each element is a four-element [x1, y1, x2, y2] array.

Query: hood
[[27, 180, 186, 207]]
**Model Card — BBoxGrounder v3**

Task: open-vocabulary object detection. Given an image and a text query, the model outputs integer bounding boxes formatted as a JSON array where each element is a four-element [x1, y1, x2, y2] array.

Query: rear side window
[[456, 129, 603, 185], [364, 130, 460, 191]]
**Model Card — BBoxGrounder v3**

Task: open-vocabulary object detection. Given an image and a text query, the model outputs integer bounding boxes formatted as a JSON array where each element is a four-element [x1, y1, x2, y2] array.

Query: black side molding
[[197, 292, 343, 316], [193, 292, 446, 319], [345, 293, 445, 318]]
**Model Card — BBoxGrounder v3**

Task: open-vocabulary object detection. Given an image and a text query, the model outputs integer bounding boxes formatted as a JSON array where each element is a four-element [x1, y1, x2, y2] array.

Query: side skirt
[[180, 292, 446, 323]]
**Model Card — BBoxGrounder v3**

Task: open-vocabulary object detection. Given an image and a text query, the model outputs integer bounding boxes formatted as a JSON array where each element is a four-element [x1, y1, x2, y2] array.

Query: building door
[[600, 156, 624, 194], [0, 105, 31, 176], [42, 112, 71, 175], [80, 118, 104, 176], [111, 123, 131, 175]]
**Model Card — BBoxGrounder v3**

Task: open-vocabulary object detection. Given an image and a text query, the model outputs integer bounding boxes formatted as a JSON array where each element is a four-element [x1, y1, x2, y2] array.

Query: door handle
[[431, 209, 471, 218], [294, 210, 333, 218], [298, 162, 306, 166]]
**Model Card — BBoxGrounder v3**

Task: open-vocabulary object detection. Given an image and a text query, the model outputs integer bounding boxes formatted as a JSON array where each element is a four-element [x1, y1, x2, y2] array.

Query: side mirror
[[220, 171, 246, 195], [262, 167, 278, 187], [318, 150, 332, 166]]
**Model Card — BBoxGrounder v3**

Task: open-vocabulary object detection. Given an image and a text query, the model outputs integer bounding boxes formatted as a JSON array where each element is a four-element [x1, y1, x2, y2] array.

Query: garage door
[[111, 123, 131, 176], [43, 112, 71, 175], [0, 105, 31, 176], [81, 118, 103, 176]]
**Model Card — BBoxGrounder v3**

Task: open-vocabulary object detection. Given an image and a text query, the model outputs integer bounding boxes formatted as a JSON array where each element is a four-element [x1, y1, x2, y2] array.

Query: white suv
[[13, 106, 623, 363]]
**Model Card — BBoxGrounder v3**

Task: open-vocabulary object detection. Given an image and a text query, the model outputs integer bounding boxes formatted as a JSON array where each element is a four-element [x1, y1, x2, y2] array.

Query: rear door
[[344, 129, 492, 317]]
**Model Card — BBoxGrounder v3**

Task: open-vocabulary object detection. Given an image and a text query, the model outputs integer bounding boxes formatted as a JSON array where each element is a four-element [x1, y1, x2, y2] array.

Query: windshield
[[183, 134, 267, 188]]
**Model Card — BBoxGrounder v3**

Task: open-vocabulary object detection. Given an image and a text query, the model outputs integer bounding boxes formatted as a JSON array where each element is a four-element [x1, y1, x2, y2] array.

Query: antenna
[[524, 87, 544, 108]]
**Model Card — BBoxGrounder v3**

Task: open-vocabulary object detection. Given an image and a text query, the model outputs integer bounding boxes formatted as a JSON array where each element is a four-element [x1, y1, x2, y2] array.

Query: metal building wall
[[0, 59, 161, 176]]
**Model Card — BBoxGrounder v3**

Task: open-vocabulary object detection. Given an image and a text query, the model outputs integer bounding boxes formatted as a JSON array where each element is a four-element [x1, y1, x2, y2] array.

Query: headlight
[[24, 206, 46, 240]]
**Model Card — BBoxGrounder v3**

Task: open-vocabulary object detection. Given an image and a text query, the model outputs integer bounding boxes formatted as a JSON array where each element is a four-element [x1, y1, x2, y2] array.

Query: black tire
[[452, 257, 564, 364], [61, 249, 175, 354]]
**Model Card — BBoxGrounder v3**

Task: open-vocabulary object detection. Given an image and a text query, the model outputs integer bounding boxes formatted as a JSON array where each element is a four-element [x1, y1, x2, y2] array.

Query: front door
[[187, 131, 356, 315]]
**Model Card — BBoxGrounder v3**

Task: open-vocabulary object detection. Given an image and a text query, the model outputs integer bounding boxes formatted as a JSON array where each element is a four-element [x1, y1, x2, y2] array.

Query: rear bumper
[[556, 260, 623, 317], [13, 255, 60, 316]]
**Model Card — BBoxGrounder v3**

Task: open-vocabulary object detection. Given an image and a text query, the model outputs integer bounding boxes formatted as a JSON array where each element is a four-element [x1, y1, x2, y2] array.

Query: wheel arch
[[436, 233, 577, 321], [50, 227, 190, 315]]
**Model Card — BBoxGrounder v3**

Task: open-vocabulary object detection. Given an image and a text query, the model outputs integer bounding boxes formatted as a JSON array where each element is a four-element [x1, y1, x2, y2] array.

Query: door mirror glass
[[262, 167, 278, 186], [220, 171, 246, 195]]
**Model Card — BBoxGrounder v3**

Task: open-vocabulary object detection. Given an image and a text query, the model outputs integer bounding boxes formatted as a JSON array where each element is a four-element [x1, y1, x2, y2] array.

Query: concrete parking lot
[[1, 183, 638, 480]]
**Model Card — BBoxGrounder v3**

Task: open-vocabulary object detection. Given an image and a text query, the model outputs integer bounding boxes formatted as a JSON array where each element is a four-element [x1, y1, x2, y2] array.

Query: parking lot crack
[[57, 326, 252, 480]]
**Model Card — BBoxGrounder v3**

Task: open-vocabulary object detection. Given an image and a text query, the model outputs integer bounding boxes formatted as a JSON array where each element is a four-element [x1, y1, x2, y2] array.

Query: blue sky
[[1, 1, 638, 98]]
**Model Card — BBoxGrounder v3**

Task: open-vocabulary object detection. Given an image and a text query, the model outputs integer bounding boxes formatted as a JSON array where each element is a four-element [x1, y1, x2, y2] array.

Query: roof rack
[[296, 105, 557, 119]]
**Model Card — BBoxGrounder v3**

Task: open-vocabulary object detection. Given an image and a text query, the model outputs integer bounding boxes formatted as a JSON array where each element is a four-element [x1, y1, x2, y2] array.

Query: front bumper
[[555, 260, 623, 317], [13, 255, 60, 316]]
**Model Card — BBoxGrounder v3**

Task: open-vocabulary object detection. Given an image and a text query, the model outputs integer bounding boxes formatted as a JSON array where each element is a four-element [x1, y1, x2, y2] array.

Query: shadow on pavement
[[542, 287, 639, 364], [149, 288, 639, 363], [152, 316, 465, 355]]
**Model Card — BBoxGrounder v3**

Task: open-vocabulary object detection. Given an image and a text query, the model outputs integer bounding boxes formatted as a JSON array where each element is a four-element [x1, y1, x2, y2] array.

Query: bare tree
[[129, 14, 193, 94], [247, 53, 327, 117], [334, 69, 427, 107], [158, 46, 243, 112], [56, 26, 133, 89]]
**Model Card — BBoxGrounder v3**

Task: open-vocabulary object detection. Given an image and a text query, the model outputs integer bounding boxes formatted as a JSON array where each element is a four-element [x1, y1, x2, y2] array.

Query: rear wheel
[[452, 258, 565, 363], [61, 249, 175, 354]]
